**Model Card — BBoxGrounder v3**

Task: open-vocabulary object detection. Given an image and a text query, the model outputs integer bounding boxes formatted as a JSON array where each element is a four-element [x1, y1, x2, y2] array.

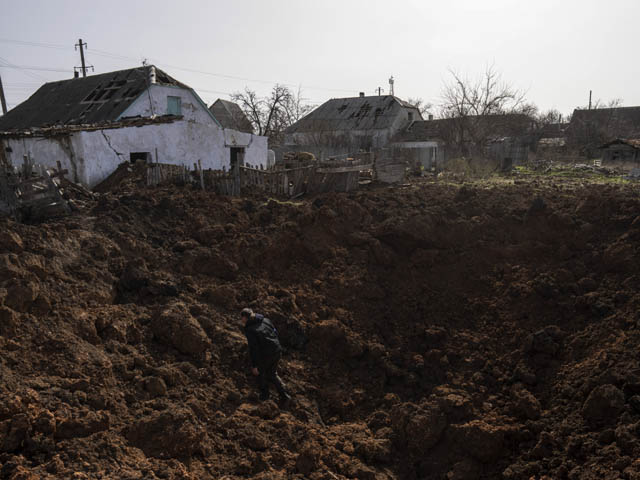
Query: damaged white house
[[0, 66, 267, 188]]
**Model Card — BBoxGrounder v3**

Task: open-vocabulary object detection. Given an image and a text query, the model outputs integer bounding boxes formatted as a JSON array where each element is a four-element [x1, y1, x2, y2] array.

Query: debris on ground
[[0, 161, 71, 222]]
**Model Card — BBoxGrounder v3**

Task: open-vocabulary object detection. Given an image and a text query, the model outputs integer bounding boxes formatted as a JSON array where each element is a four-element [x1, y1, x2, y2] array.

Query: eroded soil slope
[[1, 174, 640, 479]]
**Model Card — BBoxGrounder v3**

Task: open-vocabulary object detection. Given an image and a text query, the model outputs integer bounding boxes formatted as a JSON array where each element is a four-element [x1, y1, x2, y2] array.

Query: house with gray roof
[[598, 138, 640, 167], [209, 99, 254, 134], [283, 94, 422, 160], [0, 66, 267, 188]]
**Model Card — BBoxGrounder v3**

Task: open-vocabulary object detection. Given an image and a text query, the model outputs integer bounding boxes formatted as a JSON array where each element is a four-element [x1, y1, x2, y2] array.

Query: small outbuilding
[[598, 138, 640, 166]]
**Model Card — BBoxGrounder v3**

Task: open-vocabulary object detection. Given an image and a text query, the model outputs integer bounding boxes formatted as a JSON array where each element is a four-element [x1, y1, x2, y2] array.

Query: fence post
[[198, 159, 205, 190]]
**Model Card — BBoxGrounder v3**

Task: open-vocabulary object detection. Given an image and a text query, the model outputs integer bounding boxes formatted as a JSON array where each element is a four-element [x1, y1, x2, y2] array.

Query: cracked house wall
[[78, 121, 225, 188], [118, 84, 267, 170], [2, 85, 267, 188], [1, 134, 86, 184]]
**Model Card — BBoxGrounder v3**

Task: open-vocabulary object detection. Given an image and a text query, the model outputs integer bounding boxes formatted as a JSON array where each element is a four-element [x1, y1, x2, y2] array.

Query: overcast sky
[[1, 0, 638, 118]]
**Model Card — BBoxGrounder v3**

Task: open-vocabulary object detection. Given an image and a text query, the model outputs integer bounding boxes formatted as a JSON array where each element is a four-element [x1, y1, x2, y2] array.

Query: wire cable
[[0, 56, 49, 81], [0, 36, 356, 94]]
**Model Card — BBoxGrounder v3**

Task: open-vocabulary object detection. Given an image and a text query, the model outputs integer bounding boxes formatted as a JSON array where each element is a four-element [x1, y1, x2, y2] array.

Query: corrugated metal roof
[[209, 99, 254, 133], [285, 95, 420, 133], [0, 66, 186, 130]]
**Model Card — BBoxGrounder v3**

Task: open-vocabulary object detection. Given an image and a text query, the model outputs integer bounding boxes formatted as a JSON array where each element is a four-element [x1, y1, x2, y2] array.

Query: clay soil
[[2, 170, 640, 479]]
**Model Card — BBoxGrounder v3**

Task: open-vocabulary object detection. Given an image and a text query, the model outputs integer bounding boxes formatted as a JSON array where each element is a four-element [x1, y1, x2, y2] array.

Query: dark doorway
[[230, 147, 245, 170], [130, 152, 151, 163]]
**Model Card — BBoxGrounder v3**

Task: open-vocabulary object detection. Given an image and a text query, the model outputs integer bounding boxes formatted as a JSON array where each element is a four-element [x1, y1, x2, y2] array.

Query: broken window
[[167, 96, 182, 116]]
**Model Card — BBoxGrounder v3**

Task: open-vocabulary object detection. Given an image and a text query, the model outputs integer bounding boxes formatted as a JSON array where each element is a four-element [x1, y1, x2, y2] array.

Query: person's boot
[[281, 391, 291, 401], [274, 374, 290, 403]]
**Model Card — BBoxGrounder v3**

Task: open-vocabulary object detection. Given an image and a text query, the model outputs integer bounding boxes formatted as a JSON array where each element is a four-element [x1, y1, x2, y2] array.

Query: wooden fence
[[146, 155, 375, 198], [376, 148, 407, 183]]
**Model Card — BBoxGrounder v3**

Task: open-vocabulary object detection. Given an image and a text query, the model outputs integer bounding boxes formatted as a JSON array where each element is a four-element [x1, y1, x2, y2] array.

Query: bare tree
[[231, 85, 314, 146], [588, 97, 623, 110], [406, 97, 433, 118], [283, 86, 315, 125], [536, 108, 563, 125], [438, 65, 529, 155], [231, 88, 265, 133], [440, 65, 526, 118]]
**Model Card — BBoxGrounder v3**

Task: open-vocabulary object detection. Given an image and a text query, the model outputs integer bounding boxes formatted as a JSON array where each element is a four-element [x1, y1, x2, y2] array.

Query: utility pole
[[74, 38, 94, 77], [377, 87, 383, 96], [589, 90, 592, 110], [0, 74, 7, 114]]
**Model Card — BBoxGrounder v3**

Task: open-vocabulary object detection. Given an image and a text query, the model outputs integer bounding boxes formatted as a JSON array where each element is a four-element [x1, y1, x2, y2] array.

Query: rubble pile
[[1, 174, 639, 479]]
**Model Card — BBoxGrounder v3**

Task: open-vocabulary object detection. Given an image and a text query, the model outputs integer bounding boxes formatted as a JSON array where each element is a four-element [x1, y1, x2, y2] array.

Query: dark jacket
[[243, 314, 282, 367]]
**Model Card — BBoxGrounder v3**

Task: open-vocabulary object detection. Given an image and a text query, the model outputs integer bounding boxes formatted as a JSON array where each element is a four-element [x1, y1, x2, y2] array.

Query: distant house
[[209, 99, 254, 134], [390, 113, 533, 170], [283, 94, 422, 161], [0, 66, 267, 188], [598, 138, 640, 166], [567, 106, 640, 155]]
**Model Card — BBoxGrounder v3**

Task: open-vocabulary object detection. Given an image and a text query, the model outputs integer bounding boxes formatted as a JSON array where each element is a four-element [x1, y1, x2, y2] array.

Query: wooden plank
[[198, 159, 205, 190], [316, 164, 373, 173]]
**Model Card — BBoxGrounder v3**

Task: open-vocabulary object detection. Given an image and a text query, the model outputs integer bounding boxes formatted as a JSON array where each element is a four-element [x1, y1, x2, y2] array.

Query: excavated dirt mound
[[1, 174, 640, 479]]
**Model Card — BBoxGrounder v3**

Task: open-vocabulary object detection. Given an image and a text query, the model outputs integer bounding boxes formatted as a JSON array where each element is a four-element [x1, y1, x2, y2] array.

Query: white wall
[[223, 129, 268, 169], [79, 121, 229, 187], [2, 134, 87, 184], [79, 123, 268, 187], [119, 85, 219, 126], [2, 85, 268, 188]]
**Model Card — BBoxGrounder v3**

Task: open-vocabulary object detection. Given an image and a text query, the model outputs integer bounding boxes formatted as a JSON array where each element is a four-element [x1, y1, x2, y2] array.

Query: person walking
[[240, 308, 291, 403]]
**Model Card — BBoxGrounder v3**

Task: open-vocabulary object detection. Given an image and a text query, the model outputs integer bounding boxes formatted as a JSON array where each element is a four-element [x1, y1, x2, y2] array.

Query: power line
[[0, 36, 357, 94], [0, 38, 68, 51], [0, 56, 49, 81], [90, 49, 139, 62], [0, 64, 69, 73], [4, 82, 41, 87]]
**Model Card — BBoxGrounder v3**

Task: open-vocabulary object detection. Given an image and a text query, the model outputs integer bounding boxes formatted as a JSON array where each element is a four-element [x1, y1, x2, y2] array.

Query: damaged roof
[[0, 115, 182, 138], [0, 66, 186, 131], [392, 113, 532, 143], [285, 95, 420, 134], [209, 99, 254, 134]]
